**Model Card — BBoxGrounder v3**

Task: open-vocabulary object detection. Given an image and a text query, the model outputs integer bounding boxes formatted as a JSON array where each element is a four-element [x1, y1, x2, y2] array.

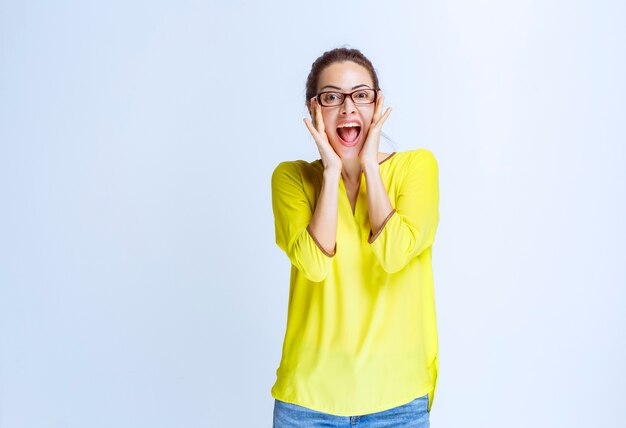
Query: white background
[[1, 1, 624, 427]]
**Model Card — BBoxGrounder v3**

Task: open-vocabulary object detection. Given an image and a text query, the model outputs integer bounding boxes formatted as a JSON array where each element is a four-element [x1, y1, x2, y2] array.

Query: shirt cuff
[[368, 209, 396, 244], [306, 224, 337, 257]]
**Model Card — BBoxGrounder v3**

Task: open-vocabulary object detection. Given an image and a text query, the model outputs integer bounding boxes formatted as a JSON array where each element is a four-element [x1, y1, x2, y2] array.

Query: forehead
[[317, 61, 373, 91]]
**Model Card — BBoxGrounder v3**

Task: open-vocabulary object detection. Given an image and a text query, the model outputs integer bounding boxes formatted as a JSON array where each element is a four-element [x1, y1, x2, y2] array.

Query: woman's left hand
[[359, 90, 392, 167]]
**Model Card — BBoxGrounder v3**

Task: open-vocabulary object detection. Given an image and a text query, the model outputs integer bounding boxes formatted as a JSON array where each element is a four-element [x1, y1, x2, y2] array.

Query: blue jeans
[[273, 393, 430, 427]]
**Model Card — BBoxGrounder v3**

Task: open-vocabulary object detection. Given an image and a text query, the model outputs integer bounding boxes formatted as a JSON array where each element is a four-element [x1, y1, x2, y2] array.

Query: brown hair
[[305, 47, 380, 109]]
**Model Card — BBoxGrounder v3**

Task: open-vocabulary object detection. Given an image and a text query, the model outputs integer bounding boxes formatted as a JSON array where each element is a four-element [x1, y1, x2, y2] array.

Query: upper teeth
[[338, 123, 359, 128]]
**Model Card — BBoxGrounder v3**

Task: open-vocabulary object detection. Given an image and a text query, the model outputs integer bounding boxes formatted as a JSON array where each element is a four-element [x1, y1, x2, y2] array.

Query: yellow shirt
[[270, 148, 440, 416]]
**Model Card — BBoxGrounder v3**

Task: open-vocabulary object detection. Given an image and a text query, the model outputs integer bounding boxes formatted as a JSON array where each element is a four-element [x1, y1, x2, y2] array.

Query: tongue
[[337, 127, 359, 143]]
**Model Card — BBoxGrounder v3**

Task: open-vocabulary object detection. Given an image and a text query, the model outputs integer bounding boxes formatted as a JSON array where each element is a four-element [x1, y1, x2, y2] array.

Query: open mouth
[[336, 125, 361, 145]]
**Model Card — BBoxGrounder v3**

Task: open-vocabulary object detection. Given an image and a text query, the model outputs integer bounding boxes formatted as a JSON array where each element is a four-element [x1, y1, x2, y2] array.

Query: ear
[[306, 101, 313, 118]]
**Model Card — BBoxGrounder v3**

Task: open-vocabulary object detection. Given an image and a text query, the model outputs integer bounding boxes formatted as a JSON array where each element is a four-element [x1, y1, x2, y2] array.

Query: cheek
[[321, 112, 335, 130]]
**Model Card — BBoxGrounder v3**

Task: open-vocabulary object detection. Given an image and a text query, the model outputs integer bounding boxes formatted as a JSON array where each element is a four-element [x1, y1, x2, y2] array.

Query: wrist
[[323, 167, 341, 180], [361, 161, 380, 175]]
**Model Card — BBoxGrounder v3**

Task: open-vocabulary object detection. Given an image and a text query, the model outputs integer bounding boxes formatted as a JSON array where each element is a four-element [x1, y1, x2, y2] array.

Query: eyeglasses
[[315, 89, 377, 107]]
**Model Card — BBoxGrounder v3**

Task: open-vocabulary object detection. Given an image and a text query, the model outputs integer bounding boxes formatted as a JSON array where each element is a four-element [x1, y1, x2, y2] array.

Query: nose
[[340, 96, 357, 114]]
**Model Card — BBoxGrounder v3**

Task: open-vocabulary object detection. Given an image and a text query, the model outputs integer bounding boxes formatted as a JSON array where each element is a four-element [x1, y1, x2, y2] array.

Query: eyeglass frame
[[314, 88, 378, 107]]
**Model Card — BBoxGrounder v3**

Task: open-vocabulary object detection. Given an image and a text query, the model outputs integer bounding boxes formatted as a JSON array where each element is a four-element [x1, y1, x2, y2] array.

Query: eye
[[354, 90, 374, 101], [322, 92, 339, 102]]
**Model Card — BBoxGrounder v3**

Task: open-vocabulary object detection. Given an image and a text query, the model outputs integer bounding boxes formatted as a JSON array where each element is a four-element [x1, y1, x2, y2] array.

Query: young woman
[[270, 47, 440, 427]]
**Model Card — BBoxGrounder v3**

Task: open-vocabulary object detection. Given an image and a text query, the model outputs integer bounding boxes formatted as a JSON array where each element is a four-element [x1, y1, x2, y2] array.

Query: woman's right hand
[[303, 97, 342, 173]]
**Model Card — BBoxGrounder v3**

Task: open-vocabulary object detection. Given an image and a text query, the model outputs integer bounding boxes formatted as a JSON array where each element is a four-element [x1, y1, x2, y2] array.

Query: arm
[[271, 161, 339, 282], [307, 167, 341, 257], [362, 159, 395, 243], [364, 149, 440, 273]]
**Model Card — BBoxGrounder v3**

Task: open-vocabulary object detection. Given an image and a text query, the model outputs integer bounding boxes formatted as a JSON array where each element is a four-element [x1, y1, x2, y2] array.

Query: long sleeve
[[271, 150, 441, 416], [271, 161, 335, 282], [367, 149, 440, 273]]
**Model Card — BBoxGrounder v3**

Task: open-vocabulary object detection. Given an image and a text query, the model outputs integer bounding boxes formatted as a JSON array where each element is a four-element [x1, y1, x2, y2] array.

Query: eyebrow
[[319, 84, 371, 91]]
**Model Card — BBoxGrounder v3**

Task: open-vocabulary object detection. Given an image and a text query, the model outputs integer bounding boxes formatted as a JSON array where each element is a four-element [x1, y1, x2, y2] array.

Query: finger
[[314, 98, 325, 133], [374, 107, 392, 128], [308, 98, 315, 119], [309, 97, 316, 122], [304, 117, 330, 150], [303, 118, 321, 140], [310, 98, 318, 126], [373, 94, 384, 122]]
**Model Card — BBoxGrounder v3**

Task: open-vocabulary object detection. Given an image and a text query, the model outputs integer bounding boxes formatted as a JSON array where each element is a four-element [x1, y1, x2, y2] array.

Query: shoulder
[[271, 159, 321, 186], [403, 148, 437, 161], [393, 148, 438, 170], [272, 159, 309, 176]]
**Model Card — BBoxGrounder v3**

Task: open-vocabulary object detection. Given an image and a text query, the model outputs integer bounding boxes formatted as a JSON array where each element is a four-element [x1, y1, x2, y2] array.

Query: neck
[[341, 157, 363, 185]]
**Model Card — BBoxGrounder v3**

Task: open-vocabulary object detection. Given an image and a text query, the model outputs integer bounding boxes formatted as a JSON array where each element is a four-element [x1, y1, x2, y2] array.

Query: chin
[[331, 139, 361, 155]]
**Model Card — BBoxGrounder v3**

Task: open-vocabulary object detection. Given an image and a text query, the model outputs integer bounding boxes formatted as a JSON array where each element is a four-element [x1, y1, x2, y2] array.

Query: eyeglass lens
[[318, 89, 376, 106]]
